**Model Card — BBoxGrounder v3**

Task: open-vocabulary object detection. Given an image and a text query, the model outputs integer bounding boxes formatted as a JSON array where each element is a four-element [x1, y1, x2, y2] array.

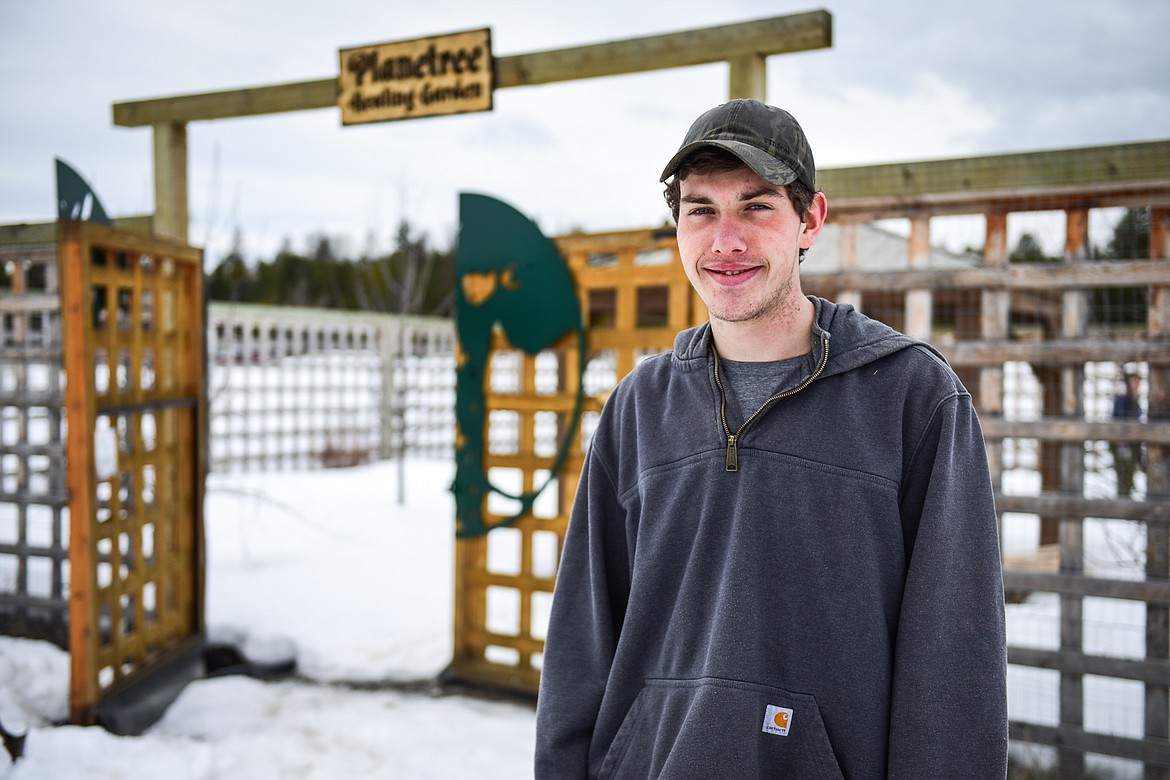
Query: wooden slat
[[1009, 722, 1170, 767], [0, 348, 62, 365], [464, 627, 546, 657], [805, 259, 1170, 293], [495, 12, 831, 88], [821, 141, 1170, 201], [1001, 571, 1170, 604], [59, 221, 100, 724], [586, 328, 679, 351], [1008, 646, 1170, 686], [942, 338, 1170, 367], [0, 216, 153, 246], [995, 491, 1170, 525], [980, 417, 1170, 446], [448, 655, 541, 694], [113, 79, 339, 126]]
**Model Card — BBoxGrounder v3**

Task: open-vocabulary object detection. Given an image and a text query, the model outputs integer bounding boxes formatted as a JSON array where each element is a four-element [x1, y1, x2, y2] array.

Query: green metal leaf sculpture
[[55, 158, 112, 225], [453, 193, 586, 538]]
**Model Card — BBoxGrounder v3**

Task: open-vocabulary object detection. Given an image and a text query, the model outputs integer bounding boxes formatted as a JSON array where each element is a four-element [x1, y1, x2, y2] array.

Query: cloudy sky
[[2, 0, 1167, 266]]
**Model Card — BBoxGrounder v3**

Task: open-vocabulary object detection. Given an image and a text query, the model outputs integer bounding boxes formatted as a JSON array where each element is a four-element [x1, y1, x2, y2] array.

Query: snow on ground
[[1, 458, 538, 779], [0, 454, 1156, 778], [5, 676, 535, 780], [202, 460, 455, 682]]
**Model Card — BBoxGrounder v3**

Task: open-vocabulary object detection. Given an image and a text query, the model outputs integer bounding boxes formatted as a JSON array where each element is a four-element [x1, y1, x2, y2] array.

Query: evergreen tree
[[204, 221, 454, 316], [1009, 232, 1057, 264], [206, 229, 251, 302], [1092, 208, 1150, 325], [1107, 207, 1150, 260]]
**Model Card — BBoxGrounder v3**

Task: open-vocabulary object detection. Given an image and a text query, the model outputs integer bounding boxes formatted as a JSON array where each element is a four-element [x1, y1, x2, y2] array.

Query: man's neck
[[709, 296, 816, 362]]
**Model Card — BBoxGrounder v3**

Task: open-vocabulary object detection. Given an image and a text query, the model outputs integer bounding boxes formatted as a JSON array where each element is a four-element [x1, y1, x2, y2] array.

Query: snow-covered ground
[[0, 459, 538, 779], [0, 449, 1156, 778]]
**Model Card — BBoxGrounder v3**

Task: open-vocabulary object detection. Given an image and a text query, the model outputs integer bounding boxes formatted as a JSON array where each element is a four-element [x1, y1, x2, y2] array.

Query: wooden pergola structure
[[109, 12, 834, 242], [96, 7, 838, 711]]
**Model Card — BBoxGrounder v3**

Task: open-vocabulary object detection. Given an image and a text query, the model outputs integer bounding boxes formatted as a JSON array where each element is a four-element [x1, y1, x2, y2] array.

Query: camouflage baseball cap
[[659, 99, 816, 191]]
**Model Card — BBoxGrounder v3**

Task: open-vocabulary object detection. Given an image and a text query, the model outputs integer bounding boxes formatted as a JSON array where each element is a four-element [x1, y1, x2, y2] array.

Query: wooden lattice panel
[[0, 244, 68, 646], [451, 226, 703, 694], [58, 221, 205, 724]]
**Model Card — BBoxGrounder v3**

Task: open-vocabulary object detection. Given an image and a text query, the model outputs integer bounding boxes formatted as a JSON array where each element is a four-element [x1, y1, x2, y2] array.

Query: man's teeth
[[720, 269, 748, 275]]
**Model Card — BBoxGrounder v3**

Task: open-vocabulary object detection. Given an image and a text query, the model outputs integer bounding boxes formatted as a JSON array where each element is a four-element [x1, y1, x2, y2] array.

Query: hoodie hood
[[671, 296, 926, 380]]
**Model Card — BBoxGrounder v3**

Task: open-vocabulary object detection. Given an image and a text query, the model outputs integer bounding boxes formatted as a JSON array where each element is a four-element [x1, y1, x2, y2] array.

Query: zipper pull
[[726, 434, 738, 472]]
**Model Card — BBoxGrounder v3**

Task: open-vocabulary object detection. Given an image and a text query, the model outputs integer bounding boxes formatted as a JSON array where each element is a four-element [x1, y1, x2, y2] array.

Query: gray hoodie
[[535, 297, 1007, 779]]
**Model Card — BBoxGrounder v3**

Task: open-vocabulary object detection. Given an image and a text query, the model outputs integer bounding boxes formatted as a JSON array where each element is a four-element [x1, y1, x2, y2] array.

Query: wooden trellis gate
[[58, 221, 206, 726], [449, 226, 702, 692]]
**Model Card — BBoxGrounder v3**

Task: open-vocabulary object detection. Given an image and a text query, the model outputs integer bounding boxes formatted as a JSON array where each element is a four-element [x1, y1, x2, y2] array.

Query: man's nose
[[711, 215, 747, 255]]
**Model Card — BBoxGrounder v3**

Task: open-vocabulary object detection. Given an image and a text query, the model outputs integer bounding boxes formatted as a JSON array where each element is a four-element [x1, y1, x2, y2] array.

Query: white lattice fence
[[207, 303, 454, 472]]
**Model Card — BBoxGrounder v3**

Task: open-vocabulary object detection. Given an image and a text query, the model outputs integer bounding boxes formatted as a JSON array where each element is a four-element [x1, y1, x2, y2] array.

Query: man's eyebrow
[[679, 185, 783, 205], [741, 185, 783, 201]]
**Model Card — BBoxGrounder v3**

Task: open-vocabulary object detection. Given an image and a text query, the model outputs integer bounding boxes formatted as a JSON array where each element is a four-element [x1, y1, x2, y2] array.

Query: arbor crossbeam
[[112, 12, 831, 127]]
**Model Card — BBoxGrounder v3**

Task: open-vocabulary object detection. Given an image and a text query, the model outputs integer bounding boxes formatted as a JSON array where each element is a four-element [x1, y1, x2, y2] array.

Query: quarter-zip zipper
[[712, 332, 830, 472]]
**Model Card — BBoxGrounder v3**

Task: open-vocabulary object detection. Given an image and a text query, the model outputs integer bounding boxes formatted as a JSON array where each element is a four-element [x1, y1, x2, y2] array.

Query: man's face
[[675, 164, 825, 328]]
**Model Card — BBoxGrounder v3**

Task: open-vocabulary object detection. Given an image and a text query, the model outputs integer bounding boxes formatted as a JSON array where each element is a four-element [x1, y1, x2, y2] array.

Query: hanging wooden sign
[[339, 28, 493, 125]]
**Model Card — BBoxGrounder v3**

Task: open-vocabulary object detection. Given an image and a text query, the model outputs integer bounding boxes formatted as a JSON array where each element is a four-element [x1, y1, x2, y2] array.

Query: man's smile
[[703, 263, 763, 285]]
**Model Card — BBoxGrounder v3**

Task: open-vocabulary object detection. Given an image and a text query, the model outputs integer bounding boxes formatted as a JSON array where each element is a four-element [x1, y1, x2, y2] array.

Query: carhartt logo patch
[[762, 705, 793, 736]]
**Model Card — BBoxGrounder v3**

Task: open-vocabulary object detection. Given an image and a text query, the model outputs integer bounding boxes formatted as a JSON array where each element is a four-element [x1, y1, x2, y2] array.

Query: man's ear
[[799, 191, 829, 251]]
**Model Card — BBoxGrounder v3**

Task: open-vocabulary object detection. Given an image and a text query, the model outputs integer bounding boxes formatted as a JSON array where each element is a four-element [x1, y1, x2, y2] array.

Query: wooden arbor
[[105, 13, 833, 695], [109, 12, 832, 243]]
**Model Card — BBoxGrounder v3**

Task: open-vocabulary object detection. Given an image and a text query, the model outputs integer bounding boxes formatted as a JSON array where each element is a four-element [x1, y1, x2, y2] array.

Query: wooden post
[[728, 53, 766, 101], [836, 221, 862, 311], [1152, 207, 1169, 260], [905, 215, 932, 340], [1152, 208, 1170, 339], [1057, 207, 1089, 777], [1146, 206, 1170, 780], [58, 223, 99, 724], [379, 322, 396, 463], [981, 211, 1010, 488], [152, 122, 189, 242]]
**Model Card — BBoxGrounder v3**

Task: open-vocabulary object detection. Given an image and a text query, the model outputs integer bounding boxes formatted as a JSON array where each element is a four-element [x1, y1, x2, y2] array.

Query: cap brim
[[659, 139, 799, 186]]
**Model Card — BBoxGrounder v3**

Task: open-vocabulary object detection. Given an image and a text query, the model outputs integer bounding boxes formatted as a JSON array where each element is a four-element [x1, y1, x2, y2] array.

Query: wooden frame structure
[[101, 8, 835, 697], [457, 140, 1170, 773], [107, 12, 832, 242], [57, 221, 206, 725], [812, 145, 1170, 773]]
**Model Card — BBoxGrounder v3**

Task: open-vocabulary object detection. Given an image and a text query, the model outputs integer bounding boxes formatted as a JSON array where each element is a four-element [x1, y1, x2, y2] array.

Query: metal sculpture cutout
[[55, 158, 112, 225], [453, 193, 586, 538]]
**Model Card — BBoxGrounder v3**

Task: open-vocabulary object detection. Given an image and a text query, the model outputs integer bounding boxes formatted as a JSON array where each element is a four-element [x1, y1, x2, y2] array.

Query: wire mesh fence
[[206, 304, 455, 472], [0, 242, 68, 649]]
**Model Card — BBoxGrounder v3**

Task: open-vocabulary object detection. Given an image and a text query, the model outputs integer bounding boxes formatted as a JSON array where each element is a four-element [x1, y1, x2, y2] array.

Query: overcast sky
[[2, 0, 1168, 265]]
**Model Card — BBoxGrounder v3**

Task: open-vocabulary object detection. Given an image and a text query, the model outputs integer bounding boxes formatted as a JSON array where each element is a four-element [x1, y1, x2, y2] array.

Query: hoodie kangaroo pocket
[[598, 676, 845, 780]]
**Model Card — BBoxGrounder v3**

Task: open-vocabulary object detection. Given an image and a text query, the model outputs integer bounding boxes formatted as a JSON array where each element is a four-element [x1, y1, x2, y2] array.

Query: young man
[[535, 99, 1008, 778]]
